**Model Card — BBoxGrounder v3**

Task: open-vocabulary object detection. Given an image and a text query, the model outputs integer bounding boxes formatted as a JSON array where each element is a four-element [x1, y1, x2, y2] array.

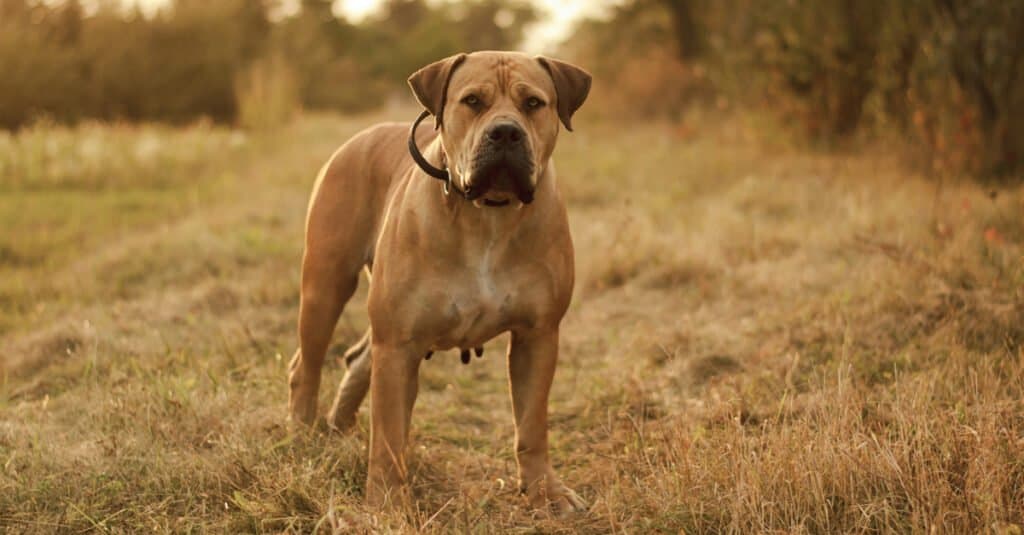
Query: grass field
[[1, 110, 1022, 533]]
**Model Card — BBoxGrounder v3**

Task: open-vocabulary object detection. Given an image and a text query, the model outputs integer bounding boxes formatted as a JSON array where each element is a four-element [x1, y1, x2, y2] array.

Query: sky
[[122, 0, 616, 53], [336, 0, 616, 52]]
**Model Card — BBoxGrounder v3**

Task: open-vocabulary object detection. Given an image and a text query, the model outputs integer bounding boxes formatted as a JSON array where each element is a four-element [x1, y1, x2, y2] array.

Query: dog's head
[[408, 51, 591, 205]]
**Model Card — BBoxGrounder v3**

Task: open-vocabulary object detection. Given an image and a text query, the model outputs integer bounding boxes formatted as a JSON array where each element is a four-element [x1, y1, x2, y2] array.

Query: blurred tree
[[381, 0, 430, 32], [275, 0, 368, 110], [563, 0, 1023, 177], [660, 0, 702, 59], [237, 0, 272, 59], [4, 0, 1014, 179], [338, 0, 536, 103], [559, 0, 709, 119], [0, 0, 537, 128], [457, 0, 537, 51], [875, 3, 928, 129], [933, 0, 1024, 175], [0, 0, 30, 22], [0, 0, 82, 126], [760, 0, 883, 138], [53, 0, 83, 46]]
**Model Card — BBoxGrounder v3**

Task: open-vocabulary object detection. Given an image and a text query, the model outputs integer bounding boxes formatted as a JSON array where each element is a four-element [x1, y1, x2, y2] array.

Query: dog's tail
[[342, 328, 371, 367]]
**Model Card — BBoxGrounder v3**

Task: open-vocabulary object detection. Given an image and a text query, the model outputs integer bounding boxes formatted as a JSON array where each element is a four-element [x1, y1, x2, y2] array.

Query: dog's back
[[305, 121, 434, 270]]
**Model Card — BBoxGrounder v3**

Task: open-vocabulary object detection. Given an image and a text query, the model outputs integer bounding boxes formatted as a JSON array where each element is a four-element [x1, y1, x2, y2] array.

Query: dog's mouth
[[464, 152, 535, 205]]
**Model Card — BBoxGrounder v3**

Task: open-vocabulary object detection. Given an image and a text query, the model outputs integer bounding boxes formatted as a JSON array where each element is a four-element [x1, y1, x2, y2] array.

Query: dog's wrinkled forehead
[[446, 52, 555, 106], [408, 51, 591, 134]]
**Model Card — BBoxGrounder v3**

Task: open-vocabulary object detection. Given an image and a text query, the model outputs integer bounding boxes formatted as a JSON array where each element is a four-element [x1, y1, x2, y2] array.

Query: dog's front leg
[[508, 328, 586, 514], [366, 342, 420, 508]]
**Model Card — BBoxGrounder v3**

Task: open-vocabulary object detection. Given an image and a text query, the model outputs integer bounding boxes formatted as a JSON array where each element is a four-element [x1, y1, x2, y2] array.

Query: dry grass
[[1, 110, 1022, 533]]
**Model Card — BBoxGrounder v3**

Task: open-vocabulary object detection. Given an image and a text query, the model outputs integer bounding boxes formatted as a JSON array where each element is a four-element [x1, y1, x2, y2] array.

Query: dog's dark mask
[[466, 122, 535, 204]]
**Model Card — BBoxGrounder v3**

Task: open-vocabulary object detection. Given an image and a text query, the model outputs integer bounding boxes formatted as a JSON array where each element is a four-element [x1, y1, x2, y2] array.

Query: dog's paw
[[547, 483, 587, 515], [365, 479, 411, 511], [287, 396, 318, 427], [325, 407, 357, 433], [523, 473, 587, 515], [287, 364, 319, 426]]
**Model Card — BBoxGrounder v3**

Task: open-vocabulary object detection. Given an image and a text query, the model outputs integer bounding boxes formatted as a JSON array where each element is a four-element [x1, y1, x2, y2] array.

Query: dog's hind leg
[[288, 256, 360, 426], [327, 327, 372, 431]]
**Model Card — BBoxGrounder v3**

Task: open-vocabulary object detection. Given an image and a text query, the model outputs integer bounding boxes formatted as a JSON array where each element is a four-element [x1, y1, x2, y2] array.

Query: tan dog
[[287, 51, 591, 512]]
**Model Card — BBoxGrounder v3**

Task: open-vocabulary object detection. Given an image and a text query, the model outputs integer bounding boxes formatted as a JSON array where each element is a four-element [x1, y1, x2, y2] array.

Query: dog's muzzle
[[465, 122, 535, 204]]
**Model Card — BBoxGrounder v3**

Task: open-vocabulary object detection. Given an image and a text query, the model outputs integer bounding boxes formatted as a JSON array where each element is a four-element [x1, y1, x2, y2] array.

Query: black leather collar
[[408, 110, 510, 207]]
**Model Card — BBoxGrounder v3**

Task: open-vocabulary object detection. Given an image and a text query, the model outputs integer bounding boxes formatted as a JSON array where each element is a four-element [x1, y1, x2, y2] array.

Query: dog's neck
[[414, 137, 551, 246]]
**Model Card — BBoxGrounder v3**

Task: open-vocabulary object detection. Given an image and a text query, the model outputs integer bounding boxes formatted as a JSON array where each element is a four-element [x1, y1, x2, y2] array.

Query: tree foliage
[[567, 0, 1024, 178], [0, 0, 535, 127]]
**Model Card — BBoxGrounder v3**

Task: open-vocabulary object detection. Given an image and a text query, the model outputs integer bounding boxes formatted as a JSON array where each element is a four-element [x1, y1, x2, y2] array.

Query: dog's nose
[[486, 123, 525, 146]]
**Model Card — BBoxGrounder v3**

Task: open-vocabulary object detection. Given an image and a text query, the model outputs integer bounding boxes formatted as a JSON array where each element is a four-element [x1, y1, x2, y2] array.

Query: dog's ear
[[408, 53, 467, 129], [536, 56, 592, 132]]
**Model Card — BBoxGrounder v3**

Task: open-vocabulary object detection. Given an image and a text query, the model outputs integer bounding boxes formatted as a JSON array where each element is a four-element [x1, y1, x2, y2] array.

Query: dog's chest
[[426, 248, 535, 349]]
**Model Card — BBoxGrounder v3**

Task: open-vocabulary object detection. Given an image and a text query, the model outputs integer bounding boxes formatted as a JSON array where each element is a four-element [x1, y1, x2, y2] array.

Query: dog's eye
[[462, 95, 480, 107], [525, 97, 544, 110]]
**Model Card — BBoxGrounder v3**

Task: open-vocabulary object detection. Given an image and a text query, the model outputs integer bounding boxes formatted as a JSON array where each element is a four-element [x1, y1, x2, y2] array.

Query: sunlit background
[[2, 0, 1021, 178], [115, 0, 612, 51]]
